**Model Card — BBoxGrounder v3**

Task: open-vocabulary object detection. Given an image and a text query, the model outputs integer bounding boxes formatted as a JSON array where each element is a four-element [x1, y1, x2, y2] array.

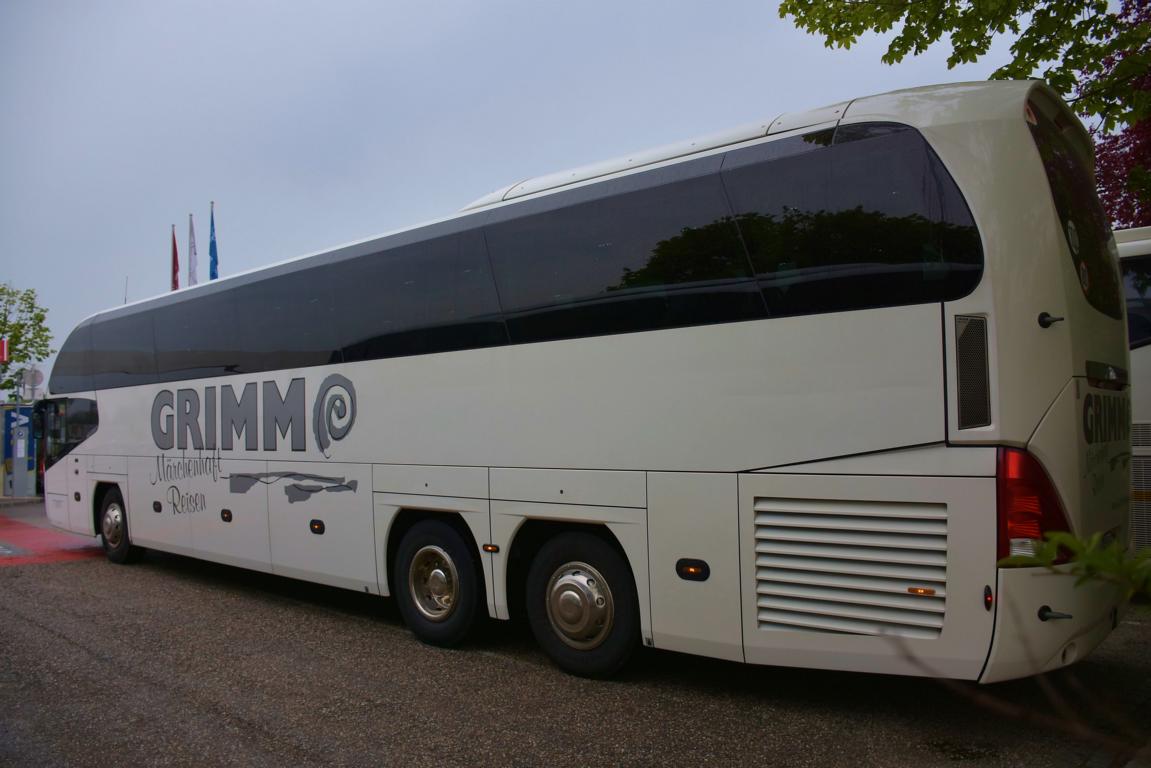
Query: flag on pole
[[188, 213, 199, 286], [0, 338, 8, 364], [171, 225, 180, 291], [209, 200, 219, 280]]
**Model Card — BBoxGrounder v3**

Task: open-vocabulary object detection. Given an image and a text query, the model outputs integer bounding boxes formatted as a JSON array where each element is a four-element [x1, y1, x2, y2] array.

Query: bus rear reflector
[[996, 447, 1071, 562]]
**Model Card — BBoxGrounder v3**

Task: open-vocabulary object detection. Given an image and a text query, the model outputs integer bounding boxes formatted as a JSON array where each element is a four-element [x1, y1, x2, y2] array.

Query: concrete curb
[[0, 497, 42, 507]]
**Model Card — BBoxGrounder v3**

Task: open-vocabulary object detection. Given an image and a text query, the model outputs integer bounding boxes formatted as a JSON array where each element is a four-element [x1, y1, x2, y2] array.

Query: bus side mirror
[[31, 407, 44, 441]]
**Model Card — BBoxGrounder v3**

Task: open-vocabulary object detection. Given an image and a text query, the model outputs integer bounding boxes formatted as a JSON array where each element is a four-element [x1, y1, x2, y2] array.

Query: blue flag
[[209, 201, 219, 280]]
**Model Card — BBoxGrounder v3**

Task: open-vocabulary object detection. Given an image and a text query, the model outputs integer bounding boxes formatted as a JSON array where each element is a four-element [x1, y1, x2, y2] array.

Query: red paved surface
[[0, 514, 102, 566]]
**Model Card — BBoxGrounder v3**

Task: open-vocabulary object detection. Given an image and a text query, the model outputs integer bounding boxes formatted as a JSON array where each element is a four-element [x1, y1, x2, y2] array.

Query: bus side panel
[[346, 302, 945, 473], [267, 460, 377, 593], [45, 491, 69, 530], [44, 454, 89, 535], [647, 472, 743, 662], [739, 473, 996, 679], [43, 455, 72, 530], [66, 455, 92, 535], [189, 459, 272, 573], [127, 456, 193, 553]]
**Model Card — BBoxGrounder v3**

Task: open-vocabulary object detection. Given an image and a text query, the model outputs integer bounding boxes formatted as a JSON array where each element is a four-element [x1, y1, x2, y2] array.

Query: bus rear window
[[1026, 98, 1121, 319]]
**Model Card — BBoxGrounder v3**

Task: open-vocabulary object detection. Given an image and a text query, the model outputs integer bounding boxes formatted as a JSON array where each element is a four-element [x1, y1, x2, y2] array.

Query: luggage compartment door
[[267, 461, 376, 592]]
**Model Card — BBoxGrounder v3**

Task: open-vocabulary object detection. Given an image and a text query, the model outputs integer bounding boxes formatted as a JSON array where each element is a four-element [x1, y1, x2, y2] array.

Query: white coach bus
[[37, 81, 1129, 682], [1118, 226, 1151, 552]]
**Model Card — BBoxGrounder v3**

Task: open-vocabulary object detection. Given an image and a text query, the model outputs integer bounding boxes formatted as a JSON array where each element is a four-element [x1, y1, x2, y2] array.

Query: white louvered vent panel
[[1132, 423, 1151, 449], [755, 497, 947, 639], [1132, 456, 1151, 552]]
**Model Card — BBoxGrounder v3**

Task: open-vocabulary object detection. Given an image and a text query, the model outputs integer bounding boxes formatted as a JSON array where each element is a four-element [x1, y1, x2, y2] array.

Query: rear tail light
[[996, 447, 1072, 563]]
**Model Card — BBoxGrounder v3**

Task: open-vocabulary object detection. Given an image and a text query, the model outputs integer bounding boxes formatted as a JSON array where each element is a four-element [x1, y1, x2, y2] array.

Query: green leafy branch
[[1001, 531, 1151, 601], [0, 283, 54, 398], [777, 0, 1150, 131]]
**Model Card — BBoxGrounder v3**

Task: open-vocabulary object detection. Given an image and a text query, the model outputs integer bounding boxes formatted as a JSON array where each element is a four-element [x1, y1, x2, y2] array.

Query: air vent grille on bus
[[1131, 456, 1151, 552], [1133, 424, 1151, 449], [955, 315, 991, 429], [754, 497, 947, 640]]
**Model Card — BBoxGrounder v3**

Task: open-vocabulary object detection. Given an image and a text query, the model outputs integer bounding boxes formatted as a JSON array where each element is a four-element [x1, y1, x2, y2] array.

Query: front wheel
[[99, 488, 141, 564], [526, 531, 639, 678], [394, 519, 482, 647]]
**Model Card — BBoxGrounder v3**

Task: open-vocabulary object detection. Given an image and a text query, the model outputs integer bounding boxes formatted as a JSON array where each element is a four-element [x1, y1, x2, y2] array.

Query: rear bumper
[[980, 565, 1124, 683]]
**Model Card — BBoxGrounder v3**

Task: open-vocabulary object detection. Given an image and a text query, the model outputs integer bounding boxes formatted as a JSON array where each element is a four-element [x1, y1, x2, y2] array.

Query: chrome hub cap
[[546, 561, 614, 650], [101, 503, 124, 549], [409, 545, 459, 622]]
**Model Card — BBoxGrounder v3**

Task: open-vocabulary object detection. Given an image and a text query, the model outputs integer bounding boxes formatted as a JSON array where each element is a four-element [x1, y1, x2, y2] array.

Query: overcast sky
[[0, 0, 1016, 381]]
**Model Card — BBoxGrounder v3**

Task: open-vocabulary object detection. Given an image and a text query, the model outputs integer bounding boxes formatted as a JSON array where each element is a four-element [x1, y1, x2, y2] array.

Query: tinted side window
[[65, 397, 99, 445], [1122, 256, 1151, 348], [721, 124, 982, 317], [90, 313, 157, 389], [338, 231, 507, 362], [233, 267, 343, 373], [154, 290, 243, 381], [48, 323, 93, 394], [485, 157, 765, 344]]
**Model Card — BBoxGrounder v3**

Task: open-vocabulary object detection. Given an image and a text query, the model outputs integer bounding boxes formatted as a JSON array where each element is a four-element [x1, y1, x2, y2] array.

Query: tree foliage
[[779, 0, 1148, 127], [0, 283, 53, 399], [1002, 532, 1151, 601], [1089, 0, 1151, 228], [1097, 118, 1151, 229], [778, 0, 1151, 226]]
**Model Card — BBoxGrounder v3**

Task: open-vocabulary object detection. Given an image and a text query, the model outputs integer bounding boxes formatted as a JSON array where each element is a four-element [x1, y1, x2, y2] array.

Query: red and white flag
[[0, 338, 8, 363]]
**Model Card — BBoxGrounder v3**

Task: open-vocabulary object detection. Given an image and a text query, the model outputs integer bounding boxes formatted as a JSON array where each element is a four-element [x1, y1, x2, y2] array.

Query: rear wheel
[[99, 488, 140, 564], [394, 519, 482, 647], [526, 531, 639, 678]]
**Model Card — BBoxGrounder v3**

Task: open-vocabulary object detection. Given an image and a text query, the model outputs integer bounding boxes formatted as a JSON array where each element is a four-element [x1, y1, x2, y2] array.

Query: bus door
[[34, 397, 99, 534], [34, 399, 70, 528]]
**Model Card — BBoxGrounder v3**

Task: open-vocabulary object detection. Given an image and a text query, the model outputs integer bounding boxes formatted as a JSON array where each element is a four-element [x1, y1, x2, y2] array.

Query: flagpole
[[188, 213, 198, 286]]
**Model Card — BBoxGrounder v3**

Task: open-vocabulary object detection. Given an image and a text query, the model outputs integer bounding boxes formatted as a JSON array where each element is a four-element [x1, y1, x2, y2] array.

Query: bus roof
[[461, 80, 1032, 212]]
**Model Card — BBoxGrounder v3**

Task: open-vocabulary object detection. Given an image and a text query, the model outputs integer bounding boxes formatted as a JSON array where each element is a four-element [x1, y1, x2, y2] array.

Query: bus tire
[[99, 488, 140, 564], [394, 519, 482, 647], [526, 531, 639, 678]]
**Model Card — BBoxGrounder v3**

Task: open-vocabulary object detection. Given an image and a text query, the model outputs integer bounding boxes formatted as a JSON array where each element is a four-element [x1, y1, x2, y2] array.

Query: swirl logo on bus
[[313, 374, 356, 457], [150, 375, 358, 458]]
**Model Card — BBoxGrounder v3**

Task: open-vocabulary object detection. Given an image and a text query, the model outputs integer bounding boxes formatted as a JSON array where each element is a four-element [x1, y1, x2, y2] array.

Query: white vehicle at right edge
[[1117, 226, 1151, 553]]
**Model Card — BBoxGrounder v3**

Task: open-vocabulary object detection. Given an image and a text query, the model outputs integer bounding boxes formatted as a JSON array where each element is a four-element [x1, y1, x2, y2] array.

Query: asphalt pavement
[[1, 501, 1149, 768]]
